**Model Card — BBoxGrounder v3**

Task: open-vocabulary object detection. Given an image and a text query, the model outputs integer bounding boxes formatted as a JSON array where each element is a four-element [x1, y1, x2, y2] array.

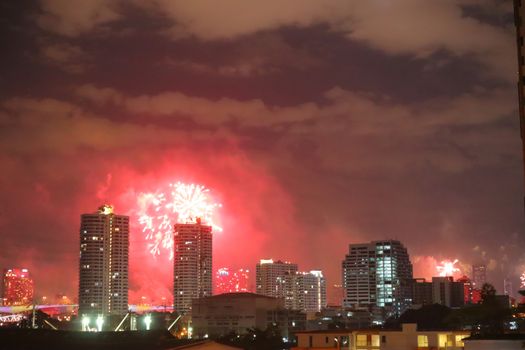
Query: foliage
[[385, 304, 453, 330], [217, 324, 288, 350], [447, 283, 512, 335]]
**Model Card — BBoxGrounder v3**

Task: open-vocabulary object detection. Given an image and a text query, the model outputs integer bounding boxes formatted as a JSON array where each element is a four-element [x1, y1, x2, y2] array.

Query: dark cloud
[[0, 0, 523, 302]]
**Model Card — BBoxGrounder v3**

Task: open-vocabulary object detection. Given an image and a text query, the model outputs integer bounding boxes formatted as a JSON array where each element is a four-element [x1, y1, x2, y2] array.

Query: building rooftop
[[293, 323, 469, 335], [465, 333, 525, 341], [293, 329, 355, 335]]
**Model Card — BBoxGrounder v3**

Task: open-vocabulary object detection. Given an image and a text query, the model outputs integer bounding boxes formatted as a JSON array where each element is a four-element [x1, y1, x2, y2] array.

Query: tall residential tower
[[78, 205, 129, 317], [472, 264, 487, 289], [256, 259, 298, 298], [284, 270, 327, 313], [173, 219, 213, 314]]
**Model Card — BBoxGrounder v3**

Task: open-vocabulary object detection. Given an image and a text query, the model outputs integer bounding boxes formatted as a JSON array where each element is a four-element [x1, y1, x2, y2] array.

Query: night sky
[[0, 0, 523, 303]]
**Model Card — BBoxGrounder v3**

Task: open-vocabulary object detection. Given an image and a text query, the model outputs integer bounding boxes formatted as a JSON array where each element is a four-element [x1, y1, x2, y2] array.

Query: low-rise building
[[464, 334, 525, 350], [305, 306, 374, 331], [293, 329, 351, 349], [192, 292, 305, 339], [293, 323, 470, 350]]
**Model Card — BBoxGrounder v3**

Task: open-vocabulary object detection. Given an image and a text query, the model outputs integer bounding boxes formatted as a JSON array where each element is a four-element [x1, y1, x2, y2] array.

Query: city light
[[96, 315, 104, 332], [144, 314, 152, 330], [215, 267, 251, 294], [1, 269, 34, 306], [81, 316, 90, 332], [138, 182, 222, 259], [98, 204, 114, 215], [437, 259, 460, 277]]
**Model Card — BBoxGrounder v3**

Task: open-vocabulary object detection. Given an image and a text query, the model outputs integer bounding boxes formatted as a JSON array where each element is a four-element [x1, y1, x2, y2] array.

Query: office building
[[173, 219, 213, 314], [256, 259, 298, 298], [284, 270, 327, 313], [432, 277, 465, 308], [410, 277, 465, 308], [471, 264, 486, 289], [78, 205, 129, 317], [411, 278, 433, 306], [1, 268, 33, 306], [327, 284, 344, 306], [342, 240, 413, 317]]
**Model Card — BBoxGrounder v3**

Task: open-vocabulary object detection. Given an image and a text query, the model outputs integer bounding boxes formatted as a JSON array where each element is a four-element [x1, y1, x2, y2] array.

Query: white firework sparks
[[138, 182, 222, 259]]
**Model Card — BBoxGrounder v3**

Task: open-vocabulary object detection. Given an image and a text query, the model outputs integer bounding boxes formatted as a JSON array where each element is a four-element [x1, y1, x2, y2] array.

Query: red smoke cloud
[[88, 148, 297, 304]]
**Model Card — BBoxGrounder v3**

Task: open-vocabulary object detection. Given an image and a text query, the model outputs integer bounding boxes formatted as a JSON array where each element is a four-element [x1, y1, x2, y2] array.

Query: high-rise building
[[256, 259, 298, 298], [471, 264, 487, 289], [411, 278, 433, 306], [342, 240, 413, 317], [284, 270, 327, 313], [1, 268, 33, 306], [173, 219, 212, 314], [78, 205, 129, 317], [327, 284, 344, 307], [215, 267, 251, 294]]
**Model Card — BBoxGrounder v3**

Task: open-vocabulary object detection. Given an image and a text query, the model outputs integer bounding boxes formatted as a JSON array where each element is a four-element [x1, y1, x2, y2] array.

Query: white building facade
[[284, 270, 327, 313], [256, 259, 298, 298], [78, 205, 129, 317], [173, 220, 213, 314]]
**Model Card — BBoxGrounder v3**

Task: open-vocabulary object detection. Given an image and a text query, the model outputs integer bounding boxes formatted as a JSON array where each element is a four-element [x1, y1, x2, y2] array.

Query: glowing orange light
[[437, 259, 460, 277]]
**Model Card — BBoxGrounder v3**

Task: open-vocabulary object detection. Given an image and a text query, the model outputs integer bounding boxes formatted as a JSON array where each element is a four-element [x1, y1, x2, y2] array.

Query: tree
[[446, 284, 511, 335], [480, 283, 497, 305]]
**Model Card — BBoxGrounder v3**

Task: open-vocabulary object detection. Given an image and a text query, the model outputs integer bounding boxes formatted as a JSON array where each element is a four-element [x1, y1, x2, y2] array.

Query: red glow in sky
[[95, 150, 299, 304], [1, 1, 523, 305], [137, 182, 222, 259], [437, 259, 461, 277]]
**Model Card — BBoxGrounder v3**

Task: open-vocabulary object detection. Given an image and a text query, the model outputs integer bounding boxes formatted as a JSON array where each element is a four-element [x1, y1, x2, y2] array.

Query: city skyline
[[0, 1, 523, 306], [0, 204, 514, 306]]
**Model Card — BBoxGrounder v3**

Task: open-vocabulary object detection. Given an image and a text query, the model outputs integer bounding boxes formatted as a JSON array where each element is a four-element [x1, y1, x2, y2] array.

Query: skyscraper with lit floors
[[78, 205, 129, 318], [284, 270, 327, 313], [342, 240, 413, 319], [256, 259, 298, 298], [173, 218, 213, 314]]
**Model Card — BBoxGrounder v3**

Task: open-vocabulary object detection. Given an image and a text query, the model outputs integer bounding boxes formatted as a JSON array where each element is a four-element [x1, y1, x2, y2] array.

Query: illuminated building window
[[356, 334, 367, 347], [371, 334, 380, 347], [438, 334, 447, 347], [447, 334, 454, 346], [417, 335, 429, 347], [455, 335, 467, 346]]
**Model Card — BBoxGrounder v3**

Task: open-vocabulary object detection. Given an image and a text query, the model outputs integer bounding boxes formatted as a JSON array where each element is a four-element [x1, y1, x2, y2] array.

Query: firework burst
[[138, 182, 222, 259], [520, 272, 525, 289], [437, 259, 460, 277]]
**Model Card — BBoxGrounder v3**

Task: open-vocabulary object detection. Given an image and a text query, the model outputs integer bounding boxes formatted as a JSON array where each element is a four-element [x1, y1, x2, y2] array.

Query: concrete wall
[[465, 339, 525, 350]]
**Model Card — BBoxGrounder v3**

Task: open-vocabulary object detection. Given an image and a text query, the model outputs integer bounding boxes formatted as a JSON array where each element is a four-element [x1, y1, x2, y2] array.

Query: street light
[[144, 314, 152, 330], [96, 315, 104, 332], [81, 316, 90, 332]]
